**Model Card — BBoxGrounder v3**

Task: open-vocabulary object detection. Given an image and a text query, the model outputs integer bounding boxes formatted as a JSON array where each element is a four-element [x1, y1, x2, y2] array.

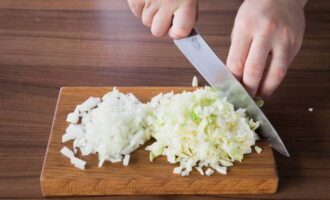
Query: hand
[[127, 0, 198, 39], [226, 0, 307, 97]]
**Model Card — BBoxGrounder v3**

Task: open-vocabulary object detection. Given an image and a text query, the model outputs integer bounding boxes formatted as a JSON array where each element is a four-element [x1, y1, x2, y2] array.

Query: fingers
[[242, 36, 271, 97], [127, 0, 145, 17], [141, 1, 158, 27], [169, 5, 197, 39], [128, 0, 197, 39], [151, 7, 173, 37], [258, 44, 289, 96], [226, 29, 252, 80]]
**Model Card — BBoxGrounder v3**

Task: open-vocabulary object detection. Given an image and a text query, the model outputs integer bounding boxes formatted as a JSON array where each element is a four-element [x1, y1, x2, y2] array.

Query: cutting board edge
[[40, 88, 64, 196], [40, 177, 278, 196]]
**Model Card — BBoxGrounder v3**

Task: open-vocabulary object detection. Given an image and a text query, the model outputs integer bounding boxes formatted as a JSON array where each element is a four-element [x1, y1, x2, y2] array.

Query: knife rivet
[[191, 37, 201, 51]]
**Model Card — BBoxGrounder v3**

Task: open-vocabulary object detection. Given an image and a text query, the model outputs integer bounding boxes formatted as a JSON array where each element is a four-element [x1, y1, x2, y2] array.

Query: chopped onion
[[70, 156, 86, 168], [60, 146, 86, 170], [62, 124, 84, 143], [255, 146, 262, 154], [77, 97, 100, 112], [205, 168, 214, 176], [66, 107, 79, 124], [60, 146, 74, 158], [123, 155, 130, 166], [74, 164, 85, 170], [62, 88, 151, 168]]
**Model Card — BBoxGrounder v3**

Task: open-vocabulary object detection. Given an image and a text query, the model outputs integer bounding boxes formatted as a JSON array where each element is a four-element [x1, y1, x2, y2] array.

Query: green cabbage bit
[[146, 87, 260, 176]]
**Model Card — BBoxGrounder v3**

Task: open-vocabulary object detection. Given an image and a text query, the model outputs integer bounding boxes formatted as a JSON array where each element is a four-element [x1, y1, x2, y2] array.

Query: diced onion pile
[[61, 88, 151, 169], [60, 87, 261, 175], [146, 87, 260, 176]]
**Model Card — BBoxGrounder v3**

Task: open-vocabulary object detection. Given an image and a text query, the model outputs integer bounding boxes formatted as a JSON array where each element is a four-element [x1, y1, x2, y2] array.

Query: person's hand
[[226, 0, 307, 97], [127, 0, 198, 39]]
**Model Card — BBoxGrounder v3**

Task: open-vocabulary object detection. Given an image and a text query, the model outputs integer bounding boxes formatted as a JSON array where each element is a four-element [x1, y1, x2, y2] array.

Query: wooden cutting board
[[40, 87, 278, 196]]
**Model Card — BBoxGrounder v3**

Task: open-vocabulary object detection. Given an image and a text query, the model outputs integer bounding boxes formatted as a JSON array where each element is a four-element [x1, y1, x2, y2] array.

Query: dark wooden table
[[0, 0, 329, 199]]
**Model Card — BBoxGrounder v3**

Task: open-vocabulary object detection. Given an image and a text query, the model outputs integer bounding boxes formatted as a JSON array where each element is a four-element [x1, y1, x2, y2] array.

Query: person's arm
[[226, 0, 307, 96]]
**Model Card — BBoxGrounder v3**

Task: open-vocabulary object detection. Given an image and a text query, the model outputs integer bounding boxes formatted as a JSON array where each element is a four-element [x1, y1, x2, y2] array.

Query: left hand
[[226, 0, 306, 97], [127, 0, 198, 39]]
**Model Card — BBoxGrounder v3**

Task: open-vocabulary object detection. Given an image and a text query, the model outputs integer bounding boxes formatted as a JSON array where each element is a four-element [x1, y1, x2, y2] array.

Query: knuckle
[[247, 63, 264, 77], [235, 18, 250, 30], [272, 67, 287, 80], [259, 18, 277, 35], [227, 59, 244, 74]]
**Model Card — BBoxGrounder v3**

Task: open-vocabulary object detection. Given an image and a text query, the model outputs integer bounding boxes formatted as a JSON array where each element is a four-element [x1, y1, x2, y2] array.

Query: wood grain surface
[[0, 0, 330, 199], [40, 87, 277, 196]]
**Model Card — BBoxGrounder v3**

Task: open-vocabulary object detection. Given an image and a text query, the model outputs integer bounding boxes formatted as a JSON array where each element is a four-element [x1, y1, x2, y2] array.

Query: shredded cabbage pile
[[146, 87, 259, 176]]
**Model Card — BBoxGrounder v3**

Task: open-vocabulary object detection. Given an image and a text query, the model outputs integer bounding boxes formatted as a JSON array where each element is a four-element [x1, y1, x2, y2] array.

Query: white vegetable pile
[[61, 88, 151, 169], [61, 87, 262, 176], [146, 87, 260, 176]]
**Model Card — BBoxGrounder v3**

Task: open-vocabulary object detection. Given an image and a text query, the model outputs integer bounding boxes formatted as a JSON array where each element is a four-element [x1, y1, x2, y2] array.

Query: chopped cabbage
[[192, 76, 198, 87], [254, 97, 264, 107], [146, 87, 259, 176], [205, 168, 214, 176]]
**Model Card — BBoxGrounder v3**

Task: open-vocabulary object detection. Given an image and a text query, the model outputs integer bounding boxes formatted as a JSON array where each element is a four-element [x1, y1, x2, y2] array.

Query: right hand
[[127, 0, 198, 39]]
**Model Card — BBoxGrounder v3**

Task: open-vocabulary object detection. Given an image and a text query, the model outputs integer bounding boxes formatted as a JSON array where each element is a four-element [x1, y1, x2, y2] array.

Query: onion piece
[[60, 146, 74, 158], [62, 124, 84, 143], [78, 97, 100, 112], [70, 157, 86, 170], [123, 155, 130, 166], [66, 107, 79, 124], [255, 146, 262, 154], [205, 168, 214, 176]]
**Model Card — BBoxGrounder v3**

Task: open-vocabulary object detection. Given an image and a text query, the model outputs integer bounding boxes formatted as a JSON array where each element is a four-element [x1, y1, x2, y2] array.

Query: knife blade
[[174, 29, 290, 157]]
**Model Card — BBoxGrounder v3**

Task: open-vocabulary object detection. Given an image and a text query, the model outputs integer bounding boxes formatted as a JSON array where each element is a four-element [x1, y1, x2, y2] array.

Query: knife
[[174, 29, 290, 157]]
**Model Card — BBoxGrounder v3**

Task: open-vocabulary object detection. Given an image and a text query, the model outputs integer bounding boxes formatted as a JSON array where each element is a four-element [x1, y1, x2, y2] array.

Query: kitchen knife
[[174, 29, 290, 157]]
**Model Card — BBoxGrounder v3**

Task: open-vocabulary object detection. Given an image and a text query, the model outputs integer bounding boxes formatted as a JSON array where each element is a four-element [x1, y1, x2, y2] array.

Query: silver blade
[[174, 29, 290, 157]]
